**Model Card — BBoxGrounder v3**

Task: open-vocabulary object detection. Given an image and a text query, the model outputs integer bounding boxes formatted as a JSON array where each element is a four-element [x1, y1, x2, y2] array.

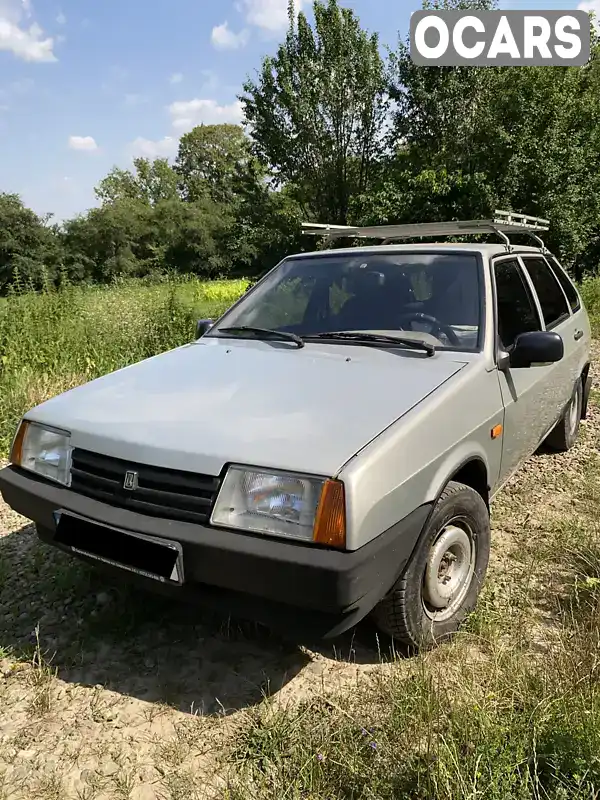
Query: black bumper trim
[[0, 465, 431, 639]]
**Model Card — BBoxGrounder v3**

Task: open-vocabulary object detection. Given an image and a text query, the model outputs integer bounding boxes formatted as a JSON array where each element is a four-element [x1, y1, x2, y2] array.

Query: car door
[[518, 254, 576, 419], [492, 255, 562, 486]]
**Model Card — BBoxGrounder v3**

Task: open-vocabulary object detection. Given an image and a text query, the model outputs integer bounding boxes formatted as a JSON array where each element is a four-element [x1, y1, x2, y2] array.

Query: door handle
[[574, 329, 584, 341]]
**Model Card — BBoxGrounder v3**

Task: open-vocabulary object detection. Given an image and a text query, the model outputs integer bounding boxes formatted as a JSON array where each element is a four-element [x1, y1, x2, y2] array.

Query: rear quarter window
[[521, 256, 570, 329], [546, 255, 581, 312]]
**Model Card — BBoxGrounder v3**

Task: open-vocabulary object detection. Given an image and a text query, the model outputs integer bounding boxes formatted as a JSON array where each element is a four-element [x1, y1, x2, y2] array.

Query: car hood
[[26, 339, 467, 477]]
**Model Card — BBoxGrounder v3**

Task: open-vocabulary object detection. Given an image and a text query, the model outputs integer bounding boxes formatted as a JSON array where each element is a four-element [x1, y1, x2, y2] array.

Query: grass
[[225, 600, 600, 798]]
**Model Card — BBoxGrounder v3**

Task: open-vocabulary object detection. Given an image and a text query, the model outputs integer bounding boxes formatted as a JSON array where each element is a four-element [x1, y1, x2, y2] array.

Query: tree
[[173, 123, 302, 275], [95, 158, 179, 206], [228, 173, 304, 275], [0, 193, 62, 294], [150, 197, 235, 277], [384, 1, 600, 267], [174, 124, 253, 205], [61, 200, 151, 283], [351, 168, 495, 227], [6, 0, 600, 288], [240, 0, 389, 224], [62, 195, 235, 282], [388, 0, 498, 176]]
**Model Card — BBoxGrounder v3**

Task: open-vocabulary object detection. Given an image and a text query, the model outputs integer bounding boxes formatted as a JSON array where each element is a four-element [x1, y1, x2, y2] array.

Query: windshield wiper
[[307, 331, 435, 356], [216, 326, 305, 349]]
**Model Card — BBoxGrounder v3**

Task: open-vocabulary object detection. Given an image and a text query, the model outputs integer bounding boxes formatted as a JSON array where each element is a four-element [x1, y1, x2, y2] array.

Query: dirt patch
[[0, 346, 598, 799]]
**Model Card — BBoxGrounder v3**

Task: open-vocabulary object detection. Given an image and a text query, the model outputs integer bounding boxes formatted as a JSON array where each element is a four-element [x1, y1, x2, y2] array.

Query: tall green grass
[[0, 276, 248, 456]]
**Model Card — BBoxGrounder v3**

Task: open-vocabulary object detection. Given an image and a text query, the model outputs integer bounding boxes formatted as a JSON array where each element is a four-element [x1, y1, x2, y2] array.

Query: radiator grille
[[69, 448, 220, 524]]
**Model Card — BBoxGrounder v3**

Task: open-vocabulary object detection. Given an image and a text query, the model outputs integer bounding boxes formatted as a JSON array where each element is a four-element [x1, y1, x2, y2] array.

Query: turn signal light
[[9, 420, 28, 466], [313, 479, 346, 548]]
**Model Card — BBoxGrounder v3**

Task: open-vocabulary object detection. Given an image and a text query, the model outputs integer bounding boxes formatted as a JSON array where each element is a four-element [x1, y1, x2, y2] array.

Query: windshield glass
[[209, 251, 483, 352]]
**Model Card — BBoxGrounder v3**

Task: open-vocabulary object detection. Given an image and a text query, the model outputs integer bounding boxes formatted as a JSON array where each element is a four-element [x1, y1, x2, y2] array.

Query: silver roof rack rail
[[301, 210, 550, 252]]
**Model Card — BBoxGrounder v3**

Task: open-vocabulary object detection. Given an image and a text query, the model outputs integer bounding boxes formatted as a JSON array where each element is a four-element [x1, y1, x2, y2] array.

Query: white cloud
[[56, 11, 65, 24], [169, 72, 183, 84], [130, 135, 178, 158], [0, 0, 56, 61], [211, 21, 249, 49], [168, 98, 244, 131], [68, 135, 98, 152], [130, 90, 244, 163], [578, 0, 600, 27], [240, 0, 305, 33]]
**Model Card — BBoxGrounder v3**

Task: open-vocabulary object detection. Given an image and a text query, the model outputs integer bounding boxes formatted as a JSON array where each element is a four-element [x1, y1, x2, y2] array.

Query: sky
[[0, 0, 596, 223]]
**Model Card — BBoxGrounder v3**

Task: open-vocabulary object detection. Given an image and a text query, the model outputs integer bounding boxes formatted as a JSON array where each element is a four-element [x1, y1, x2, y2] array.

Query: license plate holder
[[53, 510, 184, 585]]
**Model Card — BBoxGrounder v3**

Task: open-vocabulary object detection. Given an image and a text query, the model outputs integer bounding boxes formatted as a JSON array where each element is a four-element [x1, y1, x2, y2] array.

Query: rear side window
[[494, 258, 541, 348], [547, 256, 581, 312], [521, 256, 570, 329]]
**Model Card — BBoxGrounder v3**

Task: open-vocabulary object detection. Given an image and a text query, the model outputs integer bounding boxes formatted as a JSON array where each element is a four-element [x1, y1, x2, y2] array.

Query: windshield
[[209, 251, 483, 352]]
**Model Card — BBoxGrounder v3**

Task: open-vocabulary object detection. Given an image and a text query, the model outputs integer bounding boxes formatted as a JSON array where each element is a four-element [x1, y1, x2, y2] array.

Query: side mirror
[[195, 319, 214, 340], [508, 330, 564, 369]]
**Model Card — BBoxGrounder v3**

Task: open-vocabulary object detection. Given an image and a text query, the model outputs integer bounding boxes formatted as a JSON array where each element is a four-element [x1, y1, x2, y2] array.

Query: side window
[[547, 255, 581, 312], [521, 256, 570, 329], [494, 258, 541, 348]]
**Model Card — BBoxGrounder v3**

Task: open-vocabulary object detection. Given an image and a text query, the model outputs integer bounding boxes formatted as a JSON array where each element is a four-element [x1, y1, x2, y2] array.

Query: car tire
[[371, 481, 490, 650], [544, 378, 583, 453]]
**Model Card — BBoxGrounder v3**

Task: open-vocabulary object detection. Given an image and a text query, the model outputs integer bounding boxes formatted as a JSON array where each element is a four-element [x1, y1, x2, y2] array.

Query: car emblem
[[123, 470, 138, 491]]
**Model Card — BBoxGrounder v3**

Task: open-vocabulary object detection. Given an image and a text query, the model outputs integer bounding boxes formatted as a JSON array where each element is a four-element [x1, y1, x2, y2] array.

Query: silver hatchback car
[[0, 212, 592, 649]]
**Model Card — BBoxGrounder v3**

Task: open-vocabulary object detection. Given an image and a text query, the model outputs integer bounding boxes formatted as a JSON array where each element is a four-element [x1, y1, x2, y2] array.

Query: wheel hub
[[423, 523, 475, 621]]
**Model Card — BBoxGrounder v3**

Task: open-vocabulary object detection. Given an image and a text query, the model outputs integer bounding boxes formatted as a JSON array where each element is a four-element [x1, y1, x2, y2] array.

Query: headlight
[[10, 420, 71, 486], [211, 466, 346, 547]]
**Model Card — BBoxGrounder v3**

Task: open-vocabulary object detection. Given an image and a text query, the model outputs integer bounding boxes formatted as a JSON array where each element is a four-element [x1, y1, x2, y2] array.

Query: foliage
[[175, 124, 255, 205], [95, 157, 180, 206], [386, 3, 600, 264], [240, 0, 389, 224], [351, 168, 496, 227], [0, 194, 62, 294]]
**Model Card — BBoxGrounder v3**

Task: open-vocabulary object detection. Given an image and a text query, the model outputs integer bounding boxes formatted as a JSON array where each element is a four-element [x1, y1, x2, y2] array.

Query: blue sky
[[0, 0, 592, 222]]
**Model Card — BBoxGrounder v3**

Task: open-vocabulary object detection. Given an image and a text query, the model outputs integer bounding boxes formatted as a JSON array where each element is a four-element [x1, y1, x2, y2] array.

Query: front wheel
[[372, 481, 491, 650]]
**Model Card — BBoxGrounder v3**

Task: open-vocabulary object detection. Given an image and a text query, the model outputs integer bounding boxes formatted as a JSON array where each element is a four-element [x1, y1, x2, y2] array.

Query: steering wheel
[[397, 312, 461, 347]]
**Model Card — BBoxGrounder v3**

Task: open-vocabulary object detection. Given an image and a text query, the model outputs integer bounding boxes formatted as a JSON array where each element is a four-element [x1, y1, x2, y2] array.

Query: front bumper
[[0, 465, 431, 639]]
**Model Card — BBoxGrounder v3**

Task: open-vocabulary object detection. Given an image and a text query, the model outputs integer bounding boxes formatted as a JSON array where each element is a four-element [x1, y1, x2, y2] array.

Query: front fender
[[338, 360, 504, 550], [425, 445, 491, 506]]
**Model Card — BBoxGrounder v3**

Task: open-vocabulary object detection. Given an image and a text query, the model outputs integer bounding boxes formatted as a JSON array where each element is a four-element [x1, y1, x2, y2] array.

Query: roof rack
[[301, 210, 549, 251]]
